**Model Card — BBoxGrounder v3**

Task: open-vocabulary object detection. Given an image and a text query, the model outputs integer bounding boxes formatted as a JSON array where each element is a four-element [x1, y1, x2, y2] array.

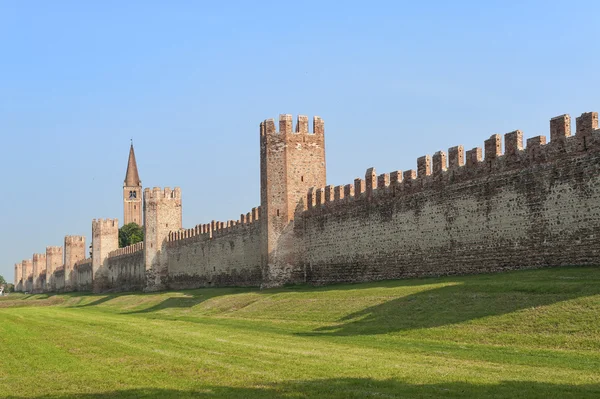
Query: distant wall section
[[106, 242, 145, 292]]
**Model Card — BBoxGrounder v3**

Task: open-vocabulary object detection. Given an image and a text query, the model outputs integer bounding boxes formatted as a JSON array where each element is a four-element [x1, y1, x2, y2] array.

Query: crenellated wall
[[14, 110, 600, 294], [106, 242, 145, 291], [166, 208, 262, 289], [291, 112, 600, 285]]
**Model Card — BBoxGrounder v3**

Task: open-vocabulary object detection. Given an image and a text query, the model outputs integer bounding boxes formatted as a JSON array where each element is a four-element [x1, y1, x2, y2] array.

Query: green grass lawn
[[1, 267, 599, 398]]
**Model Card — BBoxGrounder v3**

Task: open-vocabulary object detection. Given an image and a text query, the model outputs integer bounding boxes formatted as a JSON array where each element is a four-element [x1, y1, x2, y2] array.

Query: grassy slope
[[1, 267, 599, 398]]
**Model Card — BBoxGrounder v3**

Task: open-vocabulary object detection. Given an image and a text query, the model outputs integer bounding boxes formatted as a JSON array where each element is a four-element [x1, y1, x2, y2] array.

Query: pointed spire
[[124, 143, 141, 187]]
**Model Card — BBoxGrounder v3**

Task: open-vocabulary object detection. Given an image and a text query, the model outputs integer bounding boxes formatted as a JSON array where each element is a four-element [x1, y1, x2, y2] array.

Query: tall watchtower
[[123, 143, 143, 226], [259, 114, 326, 277], [143, 187, 182, 292]]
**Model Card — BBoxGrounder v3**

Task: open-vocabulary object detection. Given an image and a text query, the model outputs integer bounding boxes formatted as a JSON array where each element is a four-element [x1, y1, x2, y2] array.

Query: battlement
[[46, 246, 63, 254], [108, 242, 144, 258], [260, 115, 324, 137], [303, 111, 600, 212], [167, 206, 261, 247], [92, 219, 118, 229], [74, 258, 92, 270], [74, 257, 92, 265], [33, 253, 46, 262], [65, 235, 85, 244], [143, 187, 181, 201]]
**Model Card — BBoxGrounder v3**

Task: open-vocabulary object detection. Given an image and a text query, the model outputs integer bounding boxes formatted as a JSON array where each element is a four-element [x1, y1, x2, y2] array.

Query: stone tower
[[143, 187, 182, 292], [123, 144, 142, 226], [259, 114, 326, 283], [22, 259, 32, 293], [14, 263, 21, 292], [46, 246, 63, 293], [64, 236, 86, 291], [92, 219, 119, 292], [32, 253, 46, 293]]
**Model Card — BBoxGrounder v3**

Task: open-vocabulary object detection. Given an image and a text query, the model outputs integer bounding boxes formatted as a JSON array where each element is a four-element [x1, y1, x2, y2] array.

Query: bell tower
[[123, 143, 143, 226]]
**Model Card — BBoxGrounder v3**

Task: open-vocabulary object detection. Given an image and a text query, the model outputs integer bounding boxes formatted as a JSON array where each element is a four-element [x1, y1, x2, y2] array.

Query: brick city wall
[[166, 211, 262, 289], [106, 242, 145, 292], [292, 113, 600, 284], [13, 111, 600, 294], [75, 258, 93, 291], [53, 267, 65, 292]]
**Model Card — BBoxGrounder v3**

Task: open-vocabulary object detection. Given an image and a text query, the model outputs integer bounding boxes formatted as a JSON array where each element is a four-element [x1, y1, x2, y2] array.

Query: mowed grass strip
[[1, 267, 599, 398]]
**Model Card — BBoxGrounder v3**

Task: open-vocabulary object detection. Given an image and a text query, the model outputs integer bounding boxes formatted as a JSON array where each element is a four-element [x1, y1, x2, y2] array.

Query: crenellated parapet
[[143, 187, 181, 201], [166, 207, 261, 247], [65, 236, 85, 244], [74, 257, 92, 271], [108, 242, 145, 258], [302, 112, 600, 213], [260, 114, 324, 138]]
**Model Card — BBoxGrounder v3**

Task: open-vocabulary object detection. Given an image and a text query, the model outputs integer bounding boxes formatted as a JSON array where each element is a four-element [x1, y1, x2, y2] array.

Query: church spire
[[124, 143, 141, 187]]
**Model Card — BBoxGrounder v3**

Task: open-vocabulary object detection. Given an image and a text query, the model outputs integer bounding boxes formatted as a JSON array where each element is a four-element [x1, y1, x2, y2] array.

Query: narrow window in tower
[[277, 209, 280, 216], [301, 176, 304, 182]]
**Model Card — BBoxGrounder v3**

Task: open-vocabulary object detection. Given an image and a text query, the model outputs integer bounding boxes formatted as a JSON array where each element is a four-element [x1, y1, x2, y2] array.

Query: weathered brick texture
[[106, 243, 144, 292], [296, 112, 600, 284], [75, 258, 93, 291], [167, 219, 262, 289], [260, 115, 326, 287]]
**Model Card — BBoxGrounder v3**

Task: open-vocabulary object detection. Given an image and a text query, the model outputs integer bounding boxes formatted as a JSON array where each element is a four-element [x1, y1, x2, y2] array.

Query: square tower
[[259, 114, 326, 280]]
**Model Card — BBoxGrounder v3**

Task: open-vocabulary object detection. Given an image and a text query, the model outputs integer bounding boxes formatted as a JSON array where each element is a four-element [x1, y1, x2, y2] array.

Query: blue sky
[[1, 0, 599, 281]]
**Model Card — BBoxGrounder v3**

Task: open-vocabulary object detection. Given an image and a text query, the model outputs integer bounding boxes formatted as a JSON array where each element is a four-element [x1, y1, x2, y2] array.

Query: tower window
[[277, 209, 280, 216], [129, 191, 137, 199], [301, 176, 304, 182]]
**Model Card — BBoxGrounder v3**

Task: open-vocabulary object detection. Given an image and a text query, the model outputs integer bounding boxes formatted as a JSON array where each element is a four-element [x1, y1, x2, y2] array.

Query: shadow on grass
[[62, 266, 600, 336], [11, 378, 600, 398], [299, 268, 600, 336], [125, 287, 255, 315], [76, 294, 122, 308]]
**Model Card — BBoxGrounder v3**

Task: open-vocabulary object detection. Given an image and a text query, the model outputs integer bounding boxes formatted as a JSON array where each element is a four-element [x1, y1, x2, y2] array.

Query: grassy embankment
[[1, 266, 599, 398]]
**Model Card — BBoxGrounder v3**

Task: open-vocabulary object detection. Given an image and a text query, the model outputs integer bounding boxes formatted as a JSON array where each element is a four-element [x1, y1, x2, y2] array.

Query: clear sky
[[1, 1, 599, 282]]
